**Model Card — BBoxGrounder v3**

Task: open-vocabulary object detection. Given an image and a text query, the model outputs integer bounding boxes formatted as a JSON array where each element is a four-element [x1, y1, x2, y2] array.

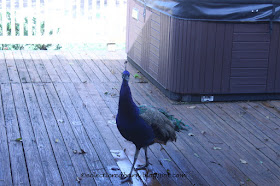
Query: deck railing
[[0, 0, 127, 44]]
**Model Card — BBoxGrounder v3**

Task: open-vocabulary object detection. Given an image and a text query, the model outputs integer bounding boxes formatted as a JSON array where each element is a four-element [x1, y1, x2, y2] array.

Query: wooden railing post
[[36, 0, 41, 36], [2, 0, 7, 37], [44, 0, 50, 38], [27, 0, 33, 37], [10, 0, 16, 37], [19, 0, 25, 37], [0, 0, 127, 44]]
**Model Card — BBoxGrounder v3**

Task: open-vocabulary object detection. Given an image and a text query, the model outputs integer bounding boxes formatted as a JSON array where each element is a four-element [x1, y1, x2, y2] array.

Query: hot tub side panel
[[165, 21, 280, 95], [126, 0, 280, 99], [267, 23, 280, 93], [166, 20, 235, 95], [126, 0, 155, 79], [126, 0, 235, 94], [230, 24, 270, 93], [164, 21, 280, 95]]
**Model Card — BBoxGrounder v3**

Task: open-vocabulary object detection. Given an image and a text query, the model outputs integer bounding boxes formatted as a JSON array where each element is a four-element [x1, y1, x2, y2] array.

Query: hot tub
[[126, 0, 280, 102]]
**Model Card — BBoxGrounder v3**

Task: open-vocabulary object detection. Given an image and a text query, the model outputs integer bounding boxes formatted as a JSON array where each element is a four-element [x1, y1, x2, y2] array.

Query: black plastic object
[[137, 0, 280, 22]]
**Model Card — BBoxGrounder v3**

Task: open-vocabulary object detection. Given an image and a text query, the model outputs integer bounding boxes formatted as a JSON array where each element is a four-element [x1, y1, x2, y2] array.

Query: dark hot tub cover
[[137, 0, 280, 22]]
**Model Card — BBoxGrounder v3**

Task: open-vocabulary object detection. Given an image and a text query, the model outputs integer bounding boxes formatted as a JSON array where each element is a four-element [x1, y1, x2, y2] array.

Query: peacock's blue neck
[[118, 79, 139, 117]]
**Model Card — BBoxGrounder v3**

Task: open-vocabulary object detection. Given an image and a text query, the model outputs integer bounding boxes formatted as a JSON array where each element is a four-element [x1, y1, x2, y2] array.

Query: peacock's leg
[[135, 146, 150, 170], [121, 147, 140, 183]]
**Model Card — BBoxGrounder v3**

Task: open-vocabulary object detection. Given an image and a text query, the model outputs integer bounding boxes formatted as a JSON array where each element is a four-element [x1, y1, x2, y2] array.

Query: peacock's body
[[116, 70, 187, 183], [138, 105, 176, 144]]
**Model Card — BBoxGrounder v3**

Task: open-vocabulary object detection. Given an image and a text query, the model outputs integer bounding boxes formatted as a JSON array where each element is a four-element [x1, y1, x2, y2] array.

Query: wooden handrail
[[0, 0, 127, 44]]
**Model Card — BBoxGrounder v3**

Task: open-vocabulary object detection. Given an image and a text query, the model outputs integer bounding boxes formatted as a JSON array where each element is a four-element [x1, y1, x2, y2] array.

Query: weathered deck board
[[69, 52, 100, 83], [222, 103, 280, 148], [21, 83, 68, 185], [47, 51, 72, 82], [1, 84, 30, 185], [204, 103, 280, 181], [131, 83, 237, 185], [0, 52, 9, 83], [238, 102, 280, 136], [13, 51, 31, 83], [54, 82, 126, 185], [4, 51, 21, 83], [76, 51, 110, 82], [86, 51, 119, 82], [29, 52, 52, 83], [33, 83, 96, 186], [37, 52, 61, 82], [21, 51, 42, 82], [192, 104, 277, 184], [0, 50, 280, 185], [54, 51, 81, 83], [63, 51, 91, 83], [214, 103, 280, 169], [44, 83, 111, 185], [0, 86, 13, 186], [11, 83, 47, 186]]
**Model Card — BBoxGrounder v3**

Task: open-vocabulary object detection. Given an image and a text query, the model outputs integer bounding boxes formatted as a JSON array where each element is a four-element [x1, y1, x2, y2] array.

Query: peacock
[[116, 70, 187, 183]]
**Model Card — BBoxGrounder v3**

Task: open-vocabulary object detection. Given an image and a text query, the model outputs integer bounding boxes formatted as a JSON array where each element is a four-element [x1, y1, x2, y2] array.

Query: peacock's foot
[[135, 163, 150, 171], [121, 174, 132, 184]]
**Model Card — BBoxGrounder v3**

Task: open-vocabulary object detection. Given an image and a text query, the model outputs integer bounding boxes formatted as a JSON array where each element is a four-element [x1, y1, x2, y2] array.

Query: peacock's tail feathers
[[138, 105, 190, 132], [139, 106, 176, 143], [138, 105, 148, 114]]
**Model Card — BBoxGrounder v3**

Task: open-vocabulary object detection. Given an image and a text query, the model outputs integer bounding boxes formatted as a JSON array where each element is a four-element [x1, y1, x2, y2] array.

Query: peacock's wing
[[139, 105, 189, 131], [139, 105, 176, 144]]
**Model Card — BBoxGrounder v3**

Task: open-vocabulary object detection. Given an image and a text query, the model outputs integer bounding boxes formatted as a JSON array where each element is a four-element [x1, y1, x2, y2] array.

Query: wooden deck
[[0, 50, 280, 186]]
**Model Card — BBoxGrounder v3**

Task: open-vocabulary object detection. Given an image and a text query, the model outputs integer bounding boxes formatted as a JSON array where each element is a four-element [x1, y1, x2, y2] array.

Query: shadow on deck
[[0, 50, 280, 185]]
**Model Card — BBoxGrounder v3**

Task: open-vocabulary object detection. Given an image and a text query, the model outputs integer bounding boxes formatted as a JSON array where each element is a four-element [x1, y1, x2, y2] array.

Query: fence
[[0, 0, 127, 44]]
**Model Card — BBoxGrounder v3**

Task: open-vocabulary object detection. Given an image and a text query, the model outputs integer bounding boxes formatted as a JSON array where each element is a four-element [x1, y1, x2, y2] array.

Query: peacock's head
[[122, 70, 130, 81]]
